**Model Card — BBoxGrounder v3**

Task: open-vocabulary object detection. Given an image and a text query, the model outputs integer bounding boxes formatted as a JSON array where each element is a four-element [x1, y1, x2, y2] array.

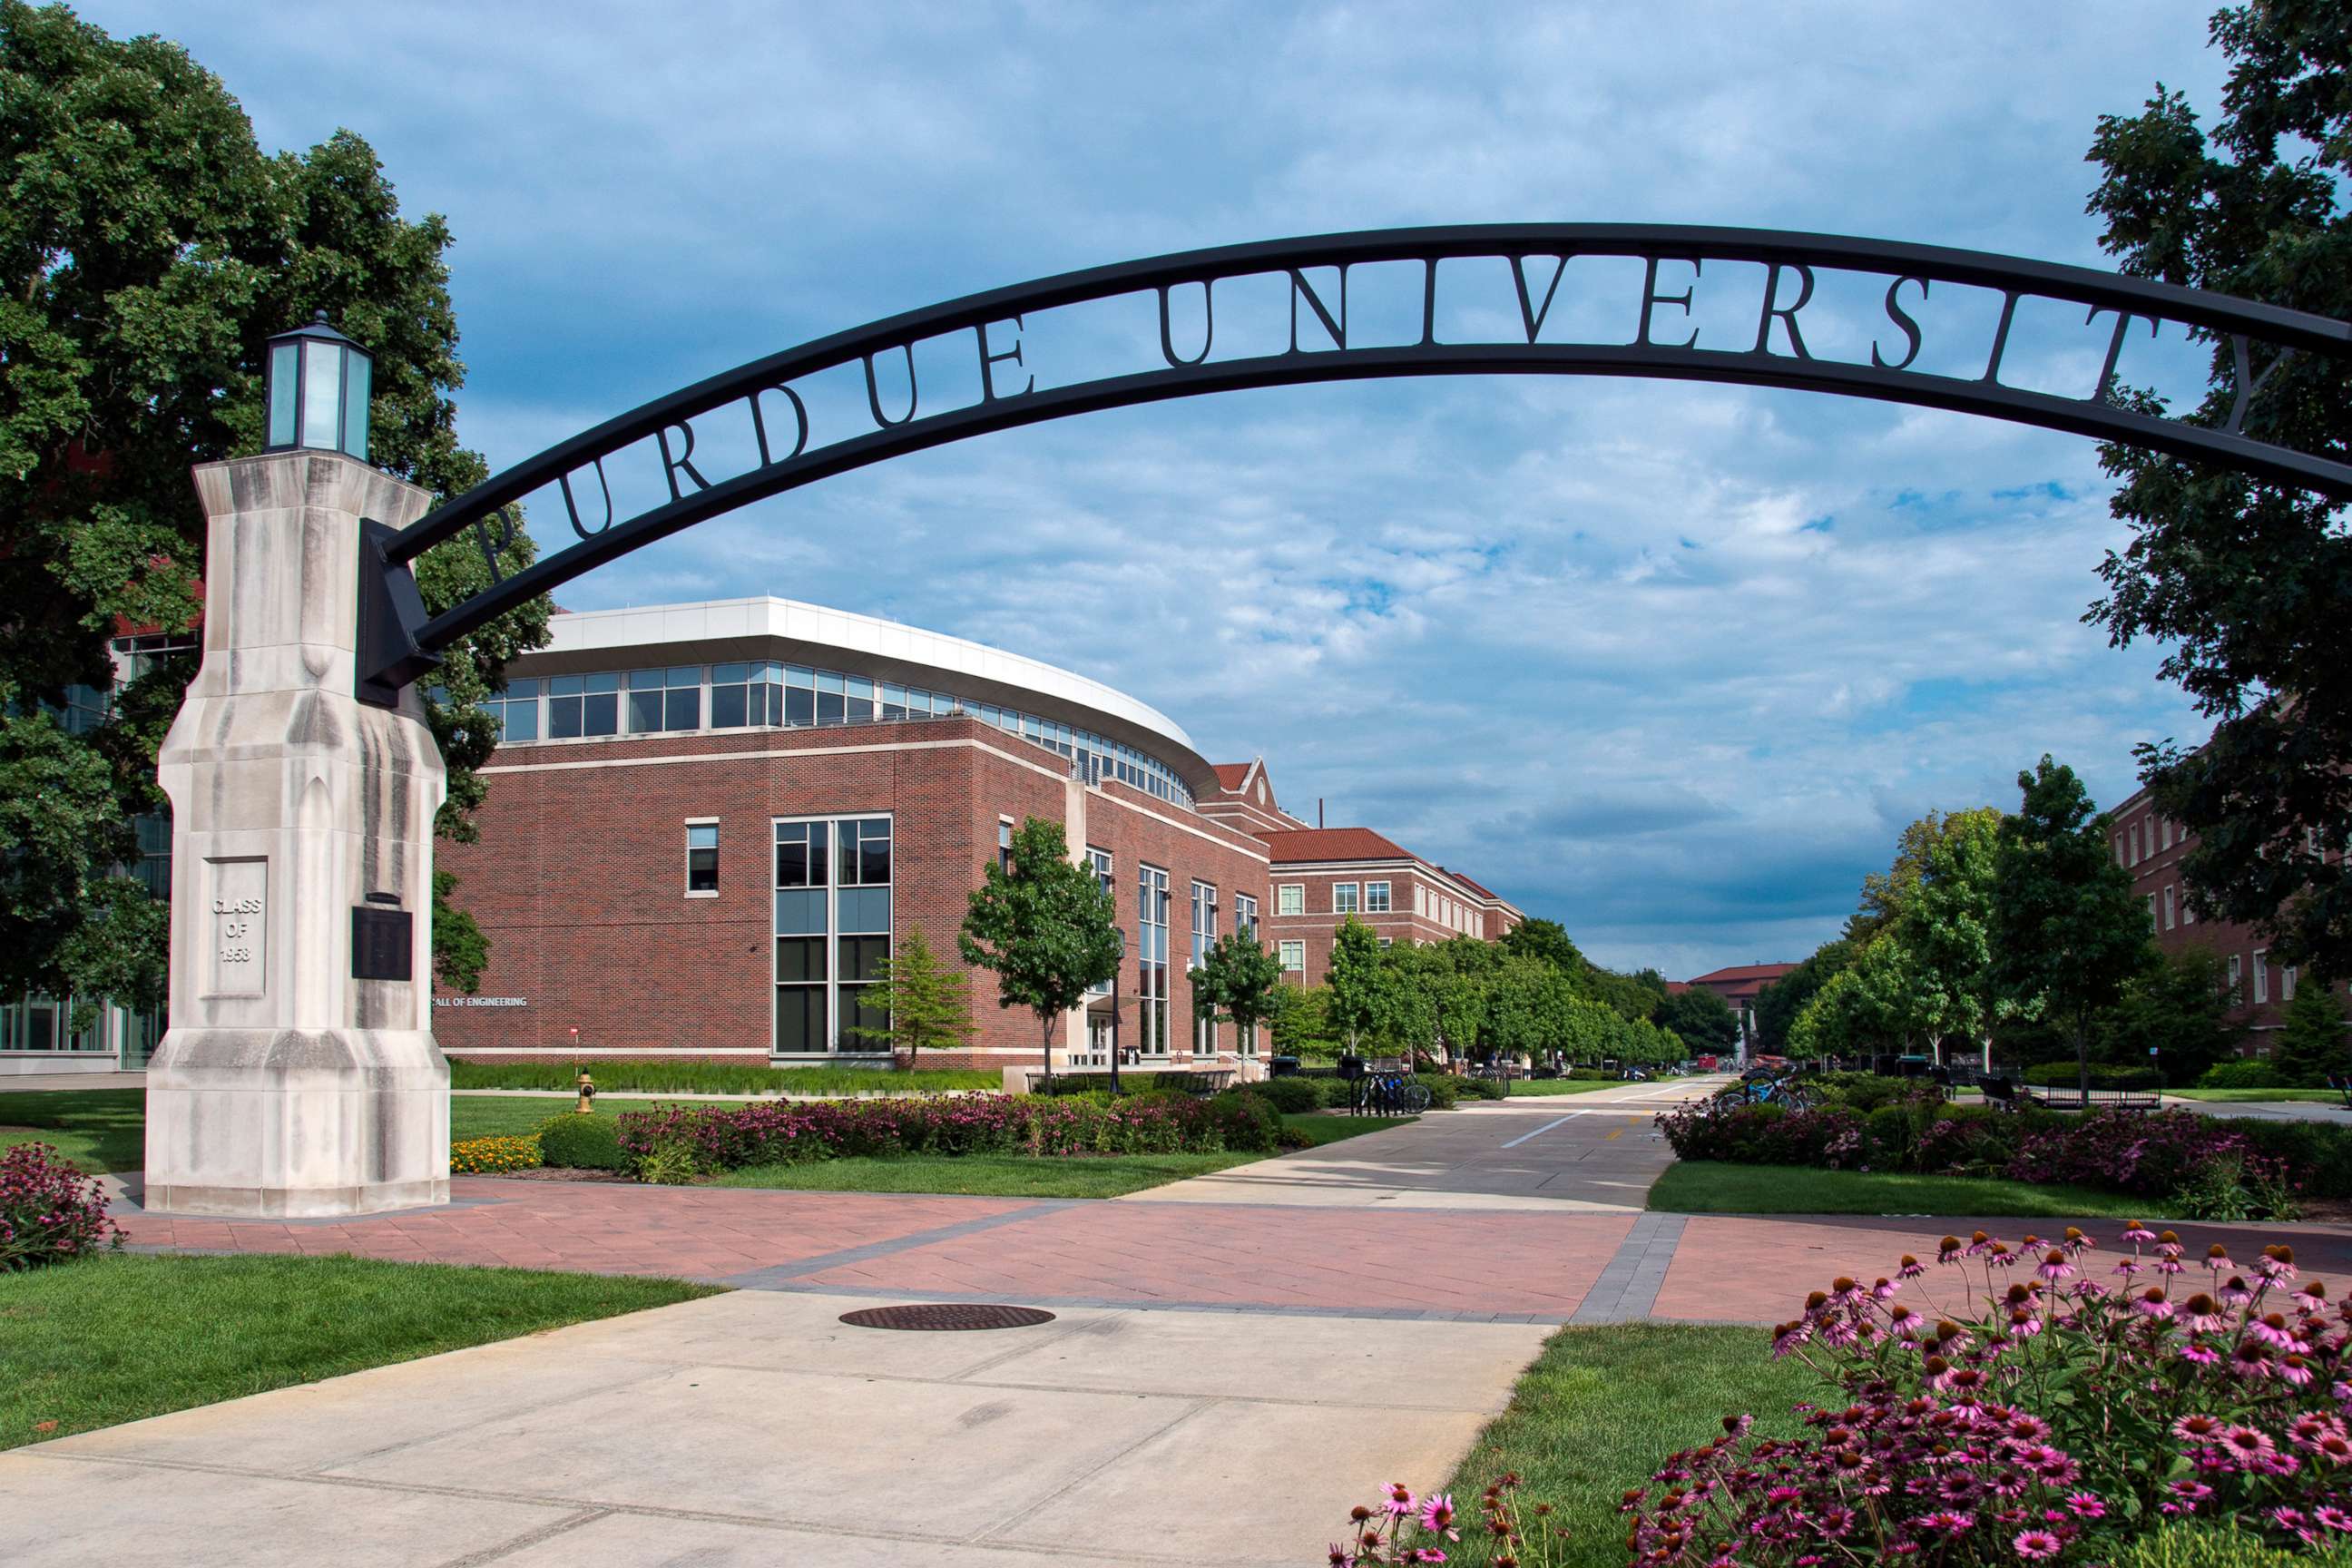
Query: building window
[[2161, 818, 2174, 850], [1364, 880, 1391, 914], [2254, 950, 2270, 1006], [1278, 940, 1306, 973], [773, 815, 892, 1054], [710, 662, 783, 729], [2113, 835, 2125, 867], [1277, 883, 1304, 916], [1087, 848, 1116, 998], [547, 672, 620, 738], [2183, 894, 2197, 926], [686, 822, 719, 895], [1191, 880, 1218, 1056], [1233, 892, 1258, 940], [1138, 865, 1171, 1054], [2146, 894, 2159, 930], [2283, 965, 2299, 1003], [1333, 882, 1359, 915], [485, 678, 541, 743], [2163, 885, 2176, 930], [1377, 937, 1393, 949], [1416, 886, 1429, 916], [627, 666, 702, 733], [998, 819, 1014, 873], [2129, 823, 2141, 865], [2228, 953, 2243, 1003]]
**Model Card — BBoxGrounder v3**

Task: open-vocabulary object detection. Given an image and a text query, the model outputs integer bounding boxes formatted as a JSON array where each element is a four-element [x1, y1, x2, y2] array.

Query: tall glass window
[[1334, 882, 1359, 915], [1232, 893, 1261, 1054], [773, 815, 892, 1054], [1277, 884, 1303, 916], [1138, 864, 1171, 1055], [710, 662, 784, 729], [485, 678, 541, 742], [1191, 880, 1218, 1055], [1087, 848, 1116, 997], [547, 673, 620, 738]]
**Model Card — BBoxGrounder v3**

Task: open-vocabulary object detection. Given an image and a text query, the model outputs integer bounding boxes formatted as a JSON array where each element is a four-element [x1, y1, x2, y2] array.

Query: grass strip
[[1434, 1323, 1818, 1568], [1647, 1161, 2150, 1217], [1, 1252, 717, 1449], [0, 1088, 143, 1173], [2164, 1087, 2345, 1103], [450, 1060, 999, 1095]]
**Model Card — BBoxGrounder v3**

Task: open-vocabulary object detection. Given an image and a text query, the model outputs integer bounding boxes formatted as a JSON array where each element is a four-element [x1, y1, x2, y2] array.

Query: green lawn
[[711, 1113, 1415, 1198], [1494, 1078, 1651, 1098], [0, 1088, 143, 1172], [0, 1252, 717, 1450], [1431, 1324, 1818, 1568], [1648, 1161, 2151, 1218], [2167, 1087, 2345, 1103], [449, 1094, 733, 1140], [451, 1059, 999, 1095]]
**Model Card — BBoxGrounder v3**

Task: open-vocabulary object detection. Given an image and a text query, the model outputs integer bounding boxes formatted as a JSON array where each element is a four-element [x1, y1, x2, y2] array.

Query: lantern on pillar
[[262, 311, 373, 461]]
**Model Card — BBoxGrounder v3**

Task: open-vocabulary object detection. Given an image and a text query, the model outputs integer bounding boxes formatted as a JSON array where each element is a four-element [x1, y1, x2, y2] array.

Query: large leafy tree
[[1994, 756, 2157, 1093], [2083, 2, 2352, 983], [1651, 985, 1738, 1053], [2271, 977, 2350, 1086], [1754, 938, 1857, 1054], [0, 3, 547, 1009], [1905, 806, 2025, 1069], [958, 817, 1120, 1086], [1323, 916, 1386, 1055], [1188, 927, 1282, 1057]]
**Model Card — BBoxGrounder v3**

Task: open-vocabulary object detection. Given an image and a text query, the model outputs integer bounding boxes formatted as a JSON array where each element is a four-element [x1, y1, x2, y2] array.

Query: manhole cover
[[838, 1303, 1057, 1332]]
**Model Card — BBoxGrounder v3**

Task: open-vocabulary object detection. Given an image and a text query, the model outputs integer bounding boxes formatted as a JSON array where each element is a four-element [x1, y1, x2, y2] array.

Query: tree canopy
[[958, 816, 1121, 1083], [0, 2, 547, 1008], [2084, 0, 2352, 984]]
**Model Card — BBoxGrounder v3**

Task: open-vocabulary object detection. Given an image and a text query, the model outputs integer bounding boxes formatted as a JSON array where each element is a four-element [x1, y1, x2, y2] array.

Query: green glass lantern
[[262, 311, 372, 460]]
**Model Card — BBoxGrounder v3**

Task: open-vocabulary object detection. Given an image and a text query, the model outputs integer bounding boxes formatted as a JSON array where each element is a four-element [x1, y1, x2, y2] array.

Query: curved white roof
[[520, 596, 1212, 792]]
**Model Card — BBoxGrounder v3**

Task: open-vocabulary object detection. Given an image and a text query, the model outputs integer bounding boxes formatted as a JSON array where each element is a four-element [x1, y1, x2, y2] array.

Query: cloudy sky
[[92, 1, 2236, 976]]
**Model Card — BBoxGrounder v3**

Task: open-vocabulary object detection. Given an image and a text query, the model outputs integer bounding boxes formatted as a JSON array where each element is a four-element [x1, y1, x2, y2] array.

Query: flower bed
[[1339, 1225, 2352, 1566], [448, 1135, 544, 1174], [1656, 1100, 2330, 1220], [1, 1142, 119, 1270], [617, 1090, 1278, 1180]]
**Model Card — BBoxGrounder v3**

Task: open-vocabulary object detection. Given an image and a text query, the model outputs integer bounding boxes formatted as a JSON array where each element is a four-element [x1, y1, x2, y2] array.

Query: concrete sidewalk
[[2, 1288, 1549, 1568]]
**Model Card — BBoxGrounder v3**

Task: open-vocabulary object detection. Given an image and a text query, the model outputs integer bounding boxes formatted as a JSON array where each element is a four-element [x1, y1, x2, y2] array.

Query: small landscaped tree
[[2271, 980, 2351, 1087], [1188, 928, 1283, 1059], [1324, 916, 1385, 1056], [846, 926, 975, 1067], [958, 818, 1120, 1090]]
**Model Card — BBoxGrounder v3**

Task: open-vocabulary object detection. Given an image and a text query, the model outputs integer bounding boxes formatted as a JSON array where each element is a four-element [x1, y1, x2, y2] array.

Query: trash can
[[1269, 1055, 1301, 1077]]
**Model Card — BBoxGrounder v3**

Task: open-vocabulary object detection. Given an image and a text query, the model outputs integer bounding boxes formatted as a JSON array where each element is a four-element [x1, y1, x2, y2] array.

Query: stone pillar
[[143, 451, 449, 1218]]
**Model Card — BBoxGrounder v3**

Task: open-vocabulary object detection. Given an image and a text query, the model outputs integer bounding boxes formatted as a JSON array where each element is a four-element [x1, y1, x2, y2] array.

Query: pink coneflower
[[1873, 1277, 1900, 1302], [2231, 1338, 2276, 1378], [2135, 1288, 2175, 1320], [1417, 1494, 1458, 1540], [2114, 1258, 2145, 1279], [2179, 1343, 2221, 1367], [2281, 1354, 2318, 1387], [1384, 1483, 1416, 1518], [1830, 1276, 1866, 1307], [2038, 1250, 2074, 1282], [2219, 1274, 2256, 1307], [1899, 1254, 1927, 1279], [1816, 1505, 1857, 1538], [2220, 1426, 2277, 1467], [2181, 1293, 2228, 1334], [2063, 1227, 2092, 1257], [1328, 1544, 1348, 1566], [2315, 1504, 2351, 1533], [2313, 1432, 2352, 1465], [2065, 1494, 2105, 1520], [2007, 1414, 2053, 1443], [1921, 1511, 1975, 1534], [2248, 1312, 2298, 1348], [2174, 1413, 2227, 1443], [2121, 1221, 2157, 1246], [2273, 1506, 2312, 1537], [1968, 1231, 1996, 1257], [1939, 1236, 1965, 1262], [2206, 1243, 2231, 1270], [2012, 1529, 2063, 1558], [2259, 1244, 2298, 1282]]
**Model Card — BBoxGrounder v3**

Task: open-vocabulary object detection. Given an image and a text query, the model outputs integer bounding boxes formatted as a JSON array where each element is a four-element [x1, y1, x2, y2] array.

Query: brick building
[[1675, 964, 1800, 1054], [2109, 777, 2346, 1052], [432, 598, 1524, 1073]]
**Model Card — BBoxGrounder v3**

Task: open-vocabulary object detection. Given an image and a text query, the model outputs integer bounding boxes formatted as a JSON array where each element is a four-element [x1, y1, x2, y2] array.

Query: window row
[[456, 662, 1193, 806], [1272, 879, 1394, 916], [2226, 950, 2300, 1008]]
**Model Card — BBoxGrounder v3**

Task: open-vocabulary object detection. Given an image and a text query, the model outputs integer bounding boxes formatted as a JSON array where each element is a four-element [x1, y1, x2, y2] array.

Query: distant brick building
[[1677, 963, 1800, 1054], [2108, 775, 2347, 1052], [429, 598, 1525, 1073]]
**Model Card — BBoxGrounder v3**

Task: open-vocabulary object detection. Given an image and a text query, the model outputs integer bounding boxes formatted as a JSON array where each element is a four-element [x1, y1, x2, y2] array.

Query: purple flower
[[2012, 1529, 2063, 1558]]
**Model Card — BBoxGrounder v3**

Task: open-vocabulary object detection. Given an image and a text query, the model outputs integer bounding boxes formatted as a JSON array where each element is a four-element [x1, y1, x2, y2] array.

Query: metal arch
[[359, 223, 2352, 698]]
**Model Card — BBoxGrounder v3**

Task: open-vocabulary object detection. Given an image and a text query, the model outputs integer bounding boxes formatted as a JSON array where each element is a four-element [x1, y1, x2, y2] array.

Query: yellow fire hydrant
[[575, 1068, 597, 1115]]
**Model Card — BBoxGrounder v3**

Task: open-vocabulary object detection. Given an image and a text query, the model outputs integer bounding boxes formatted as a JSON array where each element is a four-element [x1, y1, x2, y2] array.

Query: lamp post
[[263, 311, 373, 460]]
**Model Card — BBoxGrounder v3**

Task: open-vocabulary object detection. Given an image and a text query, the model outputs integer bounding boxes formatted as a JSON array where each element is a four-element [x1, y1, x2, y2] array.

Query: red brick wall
[[1262, 865, 1494, 986], [433, 717, 1270, 1069]]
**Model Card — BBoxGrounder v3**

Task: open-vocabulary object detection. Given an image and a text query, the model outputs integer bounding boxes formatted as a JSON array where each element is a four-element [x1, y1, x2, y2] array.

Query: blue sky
[[91, 1, 2233, 976]]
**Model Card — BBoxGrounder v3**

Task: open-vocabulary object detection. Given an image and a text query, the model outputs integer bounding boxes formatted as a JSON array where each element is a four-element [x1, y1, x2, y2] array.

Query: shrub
[[2007, 1108, 2298, 1216], [1412, 1073, 1462, 1109], [534, 1113, 629, 1171], [1622, 1226, 2352, 1565], [2118, 1524, 2352, 1568], [1456, 1075, 1507, 1101], [1862, 1102, 1923, 1168], [2200, 1058, 2288, 1089], [2233, 1121, 2352, 1201], [449, 1135, 542, 1174], [0, 1142, 119, 1270], [2025, 1061, 2165, 1090], [448, 1058, 998, 1095], [1203, 1089, 1280, 1152], [1241, 1076, 1321, 1115], [1656, 1102, 1865, 1168]]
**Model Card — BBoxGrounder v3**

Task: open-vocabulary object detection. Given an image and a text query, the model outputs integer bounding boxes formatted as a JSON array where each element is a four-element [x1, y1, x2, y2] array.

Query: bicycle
[[1352, 1072, 1432, 1116]]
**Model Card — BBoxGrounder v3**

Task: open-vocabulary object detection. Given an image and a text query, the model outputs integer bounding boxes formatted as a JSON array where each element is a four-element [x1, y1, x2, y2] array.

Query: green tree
[[1499, 916, 1585, 974], [958, 817, 1120, 1088], [846, 926, 975, 1066], [1906, 807, 2024, 1069], [1265, 982, 1335, 1060], [1994, 756, 2157, 1094], [2094, 946, 2239, 1086], [1188, 927, 1283, 1056], [0, 4, 548, 1008], [1323, 916, 1385, 1055], [1652, 985, 1739, 1053], [1754, 939, 1857, 1054], [2083, 3, 2352, 984], [2271, 979, 2350, 1087]]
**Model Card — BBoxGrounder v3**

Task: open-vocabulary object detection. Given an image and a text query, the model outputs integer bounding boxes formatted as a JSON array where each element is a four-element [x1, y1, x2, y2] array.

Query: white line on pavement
[[1501, 1114, 1581, 1148]]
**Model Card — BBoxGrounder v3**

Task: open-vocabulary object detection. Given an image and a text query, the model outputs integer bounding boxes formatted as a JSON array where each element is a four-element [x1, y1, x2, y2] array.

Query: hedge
[[534, 1113, 630, 1171], [2022, 1062, 2164, 1090]]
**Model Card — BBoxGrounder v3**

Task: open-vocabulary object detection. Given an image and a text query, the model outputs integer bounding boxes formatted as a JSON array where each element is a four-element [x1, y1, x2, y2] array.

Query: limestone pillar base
[[144, 451, 450, 1219]]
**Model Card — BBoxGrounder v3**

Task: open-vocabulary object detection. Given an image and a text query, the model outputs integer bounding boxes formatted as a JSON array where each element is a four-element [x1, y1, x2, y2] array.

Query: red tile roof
[[1261, 827, 1414, 864], [1210, 762, 1253, 791], [1443, 868, 1499, 900], [1686, 963, 1800, 985]]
